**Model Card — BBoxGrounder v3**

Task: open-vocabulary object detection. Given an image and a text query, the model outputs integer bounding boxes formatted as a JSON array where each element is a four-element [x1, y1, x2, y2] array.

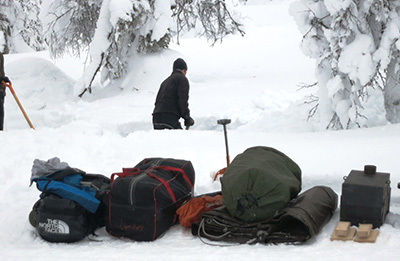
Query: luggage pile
[[187, 146, 338, 245], [29, 146, 391, 245], [30, 157, 195, 243]]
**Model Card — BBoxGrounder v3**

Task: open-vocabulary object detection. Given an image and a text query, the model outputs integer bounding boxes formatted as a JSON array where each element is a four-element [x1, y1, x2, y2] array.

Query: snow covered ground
[[0, 1, 399, 260]]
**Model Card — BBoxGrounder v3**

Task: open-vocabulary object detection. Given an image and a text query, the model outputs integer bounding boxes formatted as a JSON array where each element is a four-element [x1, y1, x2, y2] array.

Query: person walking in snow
[[152, 58, 194, 130], [0, 52, 10, 131]]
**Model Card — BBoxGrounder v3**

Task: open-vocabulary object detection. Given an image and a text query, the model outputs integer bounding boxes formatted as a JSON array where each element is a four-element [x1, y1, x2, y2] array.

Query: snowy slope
[[0, 1, 399, 260]]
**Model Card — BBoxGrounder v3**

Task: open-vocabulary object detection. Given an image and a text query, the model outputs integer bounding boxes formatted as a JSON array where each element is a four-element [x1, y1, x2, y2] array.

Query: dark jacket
[[0, 53, 5, 130], [153, 70, 190, 120], [0, 53, 5, 97]]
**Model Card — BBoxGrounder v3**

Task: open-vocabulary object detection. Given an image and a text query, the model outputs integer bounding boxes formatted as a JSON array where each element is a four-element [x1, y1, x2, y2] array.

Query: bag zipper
[[128, 159, 167, 205], [129, 172, 147, 205]]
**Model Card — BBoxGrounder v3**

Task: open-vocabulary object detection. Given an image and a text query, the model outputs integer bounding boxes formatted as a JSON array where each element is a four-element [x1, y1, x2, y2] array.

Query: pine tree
[[75, 0, 171, 96], [0, 0, 44, 53], [41, 0, 102, 58], [173, 0, 245, 45]]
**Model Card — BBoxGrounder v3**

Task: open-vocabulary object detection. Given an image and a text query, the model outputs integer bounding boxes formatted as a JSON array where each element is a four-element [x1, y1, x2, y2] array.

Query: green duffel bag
[[221, 146, 302, 222]]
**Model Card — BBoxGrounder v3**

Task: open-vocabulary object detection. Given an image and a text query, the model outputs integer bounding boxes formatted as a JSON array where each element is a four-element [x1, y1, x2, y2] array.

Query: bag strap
[[144, 165, 193, 203], [149, 166, 193, 188], [146, 168, 177, 203]]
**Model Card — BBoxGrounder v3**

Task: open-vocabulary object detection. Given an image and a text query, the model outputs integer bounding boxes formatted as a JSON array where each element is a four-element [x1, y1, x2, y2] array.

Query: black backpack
[[30, 168, 110, 243], [105, 158, 195, 241]]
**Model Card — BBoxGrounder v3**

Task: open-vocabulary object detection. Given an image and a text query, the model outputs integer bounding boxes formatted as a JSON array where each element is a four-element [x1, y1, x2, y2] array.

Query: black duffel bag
[[106, 158, 195, 241], [192, 186, 338, 244]]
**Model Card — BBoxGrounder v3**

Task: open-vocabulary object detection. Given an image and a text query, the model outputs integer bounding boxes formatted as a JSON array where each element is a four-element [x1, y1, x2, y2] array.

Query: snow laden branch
[[290, 0, 400, 129], [173, 0, 245, 45], [41, 0, 102, 58], [0, 0, 44, 53]]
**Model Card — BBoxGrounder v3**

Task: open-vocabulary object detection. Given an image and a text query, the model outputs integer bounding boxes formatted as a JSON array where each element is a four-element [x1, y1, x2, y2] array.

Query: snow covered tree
[[40, 0, 102, 58], [0, 0, 44, 53], [75, 0, 171, 96], [75, 0, 244, 96], [290, 0, 400, 128]]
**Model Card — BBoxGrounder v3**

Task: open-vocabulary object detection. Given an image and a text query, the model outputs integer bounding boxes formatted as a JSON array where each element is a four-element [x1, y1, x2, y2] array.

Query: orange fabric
[[176, 195, 223, 228]]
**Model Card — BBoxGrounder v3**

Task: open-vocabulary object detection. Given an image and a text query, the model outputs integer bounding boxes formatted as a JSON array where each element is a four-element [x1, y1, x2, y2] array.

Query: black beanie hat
[[173, 58, 187, 71]]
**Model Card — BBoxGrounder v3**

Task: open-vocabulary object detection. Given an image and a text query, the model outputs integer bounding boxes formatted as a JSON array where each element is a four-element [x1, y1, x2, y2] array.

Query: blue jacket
[[32, 170, 100, 213]]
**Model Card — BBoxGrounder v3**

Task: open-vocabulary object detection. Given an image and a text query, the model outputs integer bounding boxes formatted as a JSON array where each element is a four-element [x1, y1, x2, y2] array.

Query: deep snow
[[0, 1, 399, 260]]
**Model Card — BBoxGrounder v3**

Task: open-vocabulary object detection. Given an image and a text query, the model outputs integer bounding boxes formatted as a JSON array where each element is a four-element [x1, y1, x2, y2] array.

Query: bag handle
[[111, 167, 141, 182], [110, 165, 193, 203]]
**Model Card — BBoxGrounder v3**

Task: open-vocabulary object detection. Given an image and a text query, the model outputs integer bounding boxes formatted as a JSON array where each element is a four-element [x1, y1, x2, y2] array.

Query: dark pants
[[152, 113, 182, 130], [0, 95, 4, 131]]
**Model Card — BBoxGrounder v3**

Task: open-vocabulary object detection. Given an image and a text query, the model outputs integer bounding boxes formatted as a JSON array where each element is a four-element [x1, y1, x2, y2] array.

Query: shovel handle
[[217, 119, 231, 167], [217, 119, 231, 125], [2, 80, 35, 129]]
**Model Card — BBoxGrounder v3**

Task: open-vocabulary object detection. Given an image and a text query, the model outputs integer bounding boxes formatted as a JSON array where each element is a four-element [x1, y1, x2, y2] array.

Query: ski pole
[[2, 80, 35, 129]]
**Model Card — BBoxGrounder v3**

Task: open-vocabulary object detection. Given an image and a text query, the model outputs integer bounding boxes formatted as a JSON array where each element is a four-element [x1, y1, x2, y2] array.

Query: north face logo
[[38, 219, 70, 234]]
